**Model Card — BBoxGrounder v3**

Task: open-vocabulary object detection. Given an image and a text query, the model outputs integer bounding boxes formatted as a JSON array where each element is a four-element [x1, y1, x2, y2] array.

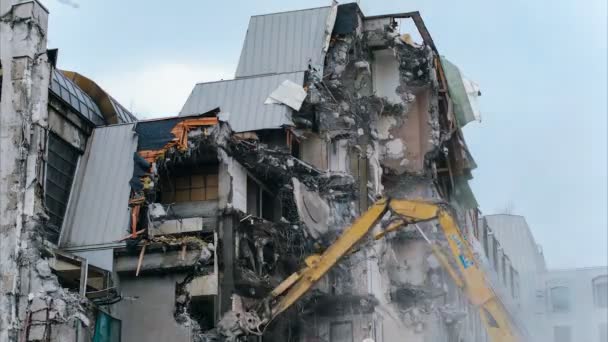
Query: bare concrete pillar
[[0, 1, 51, 341]]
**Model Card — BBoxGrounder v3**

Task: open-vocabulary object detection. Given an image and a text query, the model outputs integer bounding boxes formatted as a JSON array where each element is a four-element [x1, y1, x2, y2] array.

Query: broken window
[[550, 286, 570, 313], [553, 325, 571, 342], [161, 168, 218, 203], [593, 275, 608, 308], [330, 321, 353, 342], [45, 133, 81, 244], [246, 176, 275, 221], [50, 252, 113, 299]]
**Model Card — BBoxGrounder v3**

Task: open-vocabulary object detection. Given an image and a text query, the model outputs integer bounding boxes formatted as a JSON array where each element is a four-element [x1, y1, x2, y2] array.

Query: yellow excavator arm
[[222, 198, 519, 342]]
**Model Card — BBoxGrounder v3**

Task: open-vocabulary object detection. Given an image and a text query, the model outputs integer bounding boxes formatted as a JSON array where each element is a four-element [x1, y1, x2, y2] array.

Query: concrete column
[[0, 1, 50, 341]]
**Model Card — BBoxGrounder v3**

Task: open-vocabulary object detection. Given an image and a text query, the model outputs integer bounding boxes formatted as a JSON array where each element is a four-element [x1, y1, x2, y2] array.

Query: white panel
[[372, 49, 402, 104], [73, 249, 113, 272], [230, 159, 247, 212]]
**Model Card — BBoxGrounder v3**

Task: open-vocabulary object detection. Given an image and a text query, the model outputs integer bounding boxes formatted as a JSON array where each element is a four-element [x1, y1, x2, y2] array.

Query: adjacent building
[[479, 215, 547, 337], [539, 267, 608, 342]]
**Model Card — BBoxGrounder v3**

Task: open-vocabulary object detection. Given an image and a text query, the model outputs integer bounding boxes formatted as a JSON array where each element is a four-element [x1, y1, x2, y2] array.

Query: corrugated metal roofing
[[235, 6, 336, 77], [50, 69, 106, 126], [180, 72, 305, 132], [60, 123, 137, 248]]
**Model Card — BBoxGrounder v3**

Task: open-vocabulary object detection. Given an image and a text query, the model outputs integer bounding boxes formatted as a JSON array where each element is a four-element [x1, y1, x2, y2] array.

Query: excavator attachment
[[217, 198, 520, 342]]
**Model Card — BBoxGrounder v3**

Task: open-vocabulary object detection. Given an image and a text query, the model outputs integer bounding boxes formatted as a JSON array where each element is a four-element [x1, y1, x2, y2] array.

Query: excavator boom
[[221, 198, 520, 342]]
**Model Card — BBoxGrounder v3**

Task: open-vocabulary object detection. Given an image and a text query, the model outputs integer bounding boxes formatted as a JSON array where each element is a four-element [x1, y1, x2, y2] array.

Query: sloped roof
[[180, 71, 305, 132], [60, 123, 137, 248], [235, 6, 336, 78]]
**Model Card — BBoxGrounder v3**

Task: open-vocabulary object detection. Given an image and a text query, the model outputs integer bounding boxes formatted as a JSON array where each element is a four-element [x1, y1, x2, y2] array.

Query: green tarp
[[93, 311, 121, 342], [440, 56, 477, 127]]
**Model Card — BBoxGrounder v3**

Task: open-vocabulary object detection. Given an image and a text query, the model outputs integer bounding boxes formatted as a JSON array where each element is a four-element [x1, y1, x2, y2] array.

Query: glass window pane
[[551, 287, 570, 312]]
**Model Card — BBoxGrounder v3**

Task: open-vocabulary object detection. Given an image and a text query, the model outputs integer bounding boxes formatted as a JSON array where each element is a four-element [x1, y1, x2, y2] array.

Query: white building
[[539, 267, 608, 342], [482, 214, 547, 337]]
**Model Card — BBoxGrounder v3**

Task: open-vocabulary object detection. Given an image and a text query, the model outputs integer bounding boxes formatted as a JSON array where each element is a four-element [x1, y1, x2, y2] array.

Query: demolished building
[[0, 1, 528, 341]]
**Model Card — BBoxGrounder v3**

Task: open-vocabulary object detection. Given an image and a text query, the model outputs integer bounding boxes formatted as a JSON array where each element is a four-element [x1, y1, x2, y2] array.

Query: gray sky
[[41, 0, 607, 269]]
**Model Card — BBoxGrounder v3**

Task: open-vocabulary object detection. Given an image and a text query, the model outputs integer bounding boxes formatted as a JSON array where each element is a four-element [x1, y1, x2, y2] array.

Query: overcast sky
[[41, 0, 607, 269]]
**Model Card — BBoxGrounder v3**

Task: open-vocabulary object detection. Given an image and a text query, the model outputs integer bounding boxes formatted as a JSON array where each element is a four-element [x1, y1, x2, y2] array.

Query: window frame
[[44, 132, 81, 244], [549, 286, 571, 313], [593, 275, 608, 309], [161, 170, 218, 204]]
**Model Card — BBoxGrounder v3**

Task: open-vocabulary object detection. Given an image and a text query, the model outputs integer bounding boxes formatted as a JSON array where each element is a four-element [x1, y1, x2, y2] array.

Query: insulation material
[[264, 80, 307, 111], [292, 178, 330, 239], [229, 159, 248, 212]]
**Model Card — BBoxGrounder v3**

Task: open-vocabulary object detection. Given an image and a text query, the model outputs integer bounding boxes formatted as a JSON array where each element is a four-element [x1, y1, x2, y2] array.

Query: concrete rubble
[[0, 1, 533, 342]]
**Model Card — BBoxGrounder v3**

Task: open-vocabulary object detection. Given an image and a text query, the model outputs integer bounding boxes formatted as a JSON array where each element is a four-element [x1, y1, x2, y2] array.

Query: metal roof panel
[[60, 123, 137, 248], [235, 6, 336, 77], [180, 72, 305, 132]]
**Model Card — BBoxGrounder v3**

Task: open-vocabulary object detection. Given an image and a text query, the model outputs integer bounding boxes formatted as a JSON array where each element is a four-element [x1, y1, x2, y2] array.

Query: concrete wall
[[115, 274, 193, 342], [300, 134, 328, 170], [0, 2, 93, 341]]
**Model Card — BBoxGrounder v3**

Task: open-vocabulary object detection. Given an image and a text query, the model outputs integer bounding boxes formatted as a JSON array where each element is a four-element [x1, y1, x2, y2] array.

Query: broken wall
[[293, 7, 489, 342], [0, 1, 94, 341]]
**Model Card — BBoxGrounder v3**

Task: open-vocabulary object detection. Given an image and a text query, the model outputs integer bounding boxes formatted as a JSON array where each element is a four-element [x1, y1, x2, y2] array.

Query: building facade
[[539, 267, 608, 342]]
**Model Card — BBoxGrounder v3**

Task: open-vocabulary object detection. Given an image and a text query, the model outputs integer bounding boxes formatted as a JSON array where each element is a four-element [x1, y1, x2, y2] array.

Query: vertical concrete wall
[[0, 1, 50, 340], [0, 2, 92, 341], [115, 274, 193, 342]]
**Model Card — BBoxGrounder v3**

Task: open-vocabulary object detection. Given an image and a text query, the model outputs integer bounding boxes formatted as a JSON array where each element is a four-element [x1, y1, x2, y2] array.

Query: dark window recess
[[45, 133, 80, 244], [330, 321, 353, 342], [0, 61, 3, 103], [550, 286, 571, 313], [246, 176, 275, 221], [593, 276, 608, 308], [554, 325, 571, 342], [482, 223, 489, 257], [492, 237, 499, 271], [291, 137, 301, 159]]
